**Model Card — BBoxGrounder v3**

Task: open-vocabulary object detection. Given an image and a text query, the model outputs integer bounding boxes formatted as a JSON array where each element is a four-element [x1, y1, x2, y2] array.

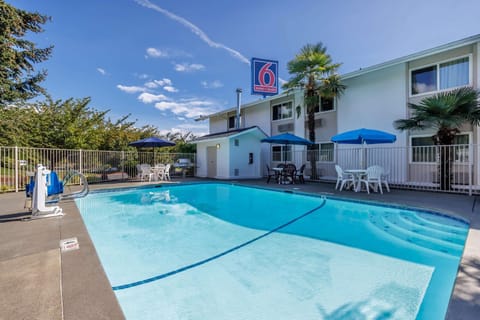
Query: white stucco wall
[[194, 131, 264, 179], [339, 63, 408, 147], [228, 134, 263, 179], [209, 117, 227, 134]]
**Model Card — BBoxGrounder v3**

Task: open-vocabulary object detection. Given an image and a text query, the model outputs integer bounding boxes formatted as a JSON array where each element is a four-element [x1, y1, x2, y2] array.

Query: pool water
[[76, 183, 468, 320]]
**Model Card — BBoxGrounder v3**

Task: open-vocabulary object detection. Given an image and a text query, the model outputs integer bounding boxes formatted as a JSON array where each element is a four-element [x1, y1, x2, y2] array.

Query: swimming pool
[[76, 183, 468, 319]]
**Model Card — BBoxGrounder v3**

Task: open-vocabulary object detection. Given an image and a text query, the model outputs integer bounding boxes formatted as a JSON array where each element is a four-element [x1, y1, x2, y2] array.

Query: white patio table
[[344, 169, 367, 192], [151, 165, 166, 181]]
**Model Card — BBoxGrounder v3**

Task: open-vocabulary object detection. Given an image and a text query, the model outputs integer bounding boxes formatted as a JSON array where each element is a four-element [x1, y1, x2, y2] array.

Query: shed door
[[207, 146, 217, 178]]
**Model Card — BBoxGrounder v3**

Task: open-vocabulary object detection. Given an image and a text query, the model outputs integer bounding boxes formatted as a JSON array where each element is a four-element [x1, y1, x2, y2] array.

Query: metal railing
[[0, 146, 196, 192], [271, 144, 479, 195], [2, 144, 478, 195]]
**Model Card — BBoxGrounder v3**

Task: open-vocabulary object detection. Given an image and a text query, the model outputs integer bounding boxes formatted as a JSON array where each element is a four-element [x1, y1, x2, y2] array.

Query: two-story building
[[192, 34, 480, 191]]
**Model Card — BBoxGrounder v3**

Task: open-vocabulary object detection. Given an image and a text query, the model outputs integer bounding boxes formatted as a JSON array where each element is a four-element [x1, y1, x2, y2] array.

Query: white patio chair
[[137, 164, 152, 181], [358, 165, 384, 194], [381, 167, 391, 192], [335, 165, 354, 191], [163, 163, 171, 181]]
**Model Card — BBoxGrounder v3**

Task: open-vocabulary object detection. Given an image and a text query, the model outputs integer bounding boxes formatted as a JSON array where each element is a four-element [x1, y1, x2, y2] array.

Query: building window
[[411, 134, 470, 163], [319, 143, 334, 162], [314, 97, 334, 113], [228, 115, 236, 129], [272, 102, 293, 121], [411, 66, 437, 95], [307, 143, 334, 162], [411, 56, 470, 95], [272, 145, 291, 162]]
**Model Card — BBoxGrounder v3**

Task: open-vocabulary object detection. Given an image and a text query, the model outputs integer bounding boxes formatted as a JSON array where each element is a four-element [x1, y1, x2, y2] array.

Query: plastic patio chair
[[136, 164, 152, 181], [335, 165, 354, 191], [163, 163, 171, 181], [266, 164, 277, 184], [358, 165, 384, 194], [294, 164, 306, 184]]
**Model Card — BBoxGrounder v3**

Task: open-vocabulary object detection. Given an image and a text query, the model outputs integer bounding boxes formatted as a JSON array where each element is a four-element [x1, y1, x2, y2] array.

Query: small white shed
[[191, 126, 267, 179]]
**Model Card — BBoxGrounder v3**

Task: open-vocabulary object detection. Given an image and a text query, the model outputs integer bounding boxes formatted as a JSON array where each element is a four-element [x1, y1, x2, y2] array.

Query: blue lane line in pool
[[112, 197, 327, 291]]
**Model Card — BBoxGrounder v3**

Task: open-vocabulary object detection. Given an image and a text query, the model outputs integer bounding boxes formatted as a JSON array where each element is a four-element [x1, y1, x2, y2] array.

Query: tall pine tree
[[0, 1, 53, 104]]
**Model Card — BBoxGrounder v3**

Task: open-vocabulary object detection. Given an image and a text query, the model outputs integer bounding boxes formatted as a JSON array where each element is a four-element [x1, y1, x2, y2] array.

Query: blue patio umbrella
[[128, 136, 176, 148], [331, 128, 396, 145], [261, 132, 314, 145], [261, 133, 313, 163], [331, 128, 396, 168], [129, 137, 176, 163]]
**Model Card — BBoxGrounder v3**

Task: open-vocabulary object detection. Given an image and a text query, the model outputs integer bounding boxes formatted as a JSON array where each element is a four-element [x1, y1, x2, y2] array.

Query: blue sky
[[9, 0, 480, 136]]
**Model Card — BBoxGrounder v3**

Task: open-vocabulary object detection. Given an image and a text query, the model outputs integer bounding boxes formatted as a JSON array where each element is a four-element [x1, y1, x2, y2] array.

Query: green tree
[[164, 131, 197, 153], [394, 87, 480, 190], [283, 43, 345, 179], [0, 1, 53, 103]]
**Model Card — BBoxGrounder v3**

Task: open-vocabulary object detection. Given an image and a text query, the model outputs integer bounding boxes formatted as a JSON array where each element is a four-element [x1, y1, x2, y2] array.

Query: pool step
[[368, 212, 465, 257], [386, 212, 466, 245], [398, 211, 468, 235]]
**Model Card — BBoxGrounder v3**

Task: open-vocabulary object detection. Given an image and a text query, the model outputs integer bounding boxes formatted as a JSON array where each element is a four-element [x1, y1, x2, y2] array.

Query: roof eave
[[342, 34, 480, 80], [194, 88, 302, 120], [190, 126, 267, 144]]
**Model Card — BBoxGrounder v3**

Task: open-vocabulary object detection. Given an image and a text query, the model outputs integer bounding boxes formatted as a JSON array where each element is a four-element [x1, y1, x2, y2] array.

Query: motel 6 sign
[[251, 57, 278, 96]]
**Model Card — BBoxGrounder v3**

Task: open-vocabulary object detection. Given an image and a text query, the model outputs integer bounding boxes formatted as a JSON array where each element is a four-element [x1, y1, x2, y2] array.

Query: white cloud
[[117, 84, 146, 94], [135, 0, 250, 65], [97, 68, 107, 75], [278, 77, 287, 87], [138, 92, 168, 103], [154, 98, 219, 118], [146, 47, 168, 58], [174, 63, 205, 72], [135, 73, 150, 79], [163, 85, 178, 93], [144, 81, 158, 89], [158, 123, 209, 137], [144, 78, 173, 89], [201, 80, 224, 89], [156, 78, 172, 86]]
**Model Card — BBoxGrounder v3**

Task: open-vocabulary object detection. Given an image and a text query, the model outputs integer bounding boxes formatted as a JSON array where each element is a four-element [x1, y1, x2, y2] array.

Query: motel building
[[192, 34, 480, 194]]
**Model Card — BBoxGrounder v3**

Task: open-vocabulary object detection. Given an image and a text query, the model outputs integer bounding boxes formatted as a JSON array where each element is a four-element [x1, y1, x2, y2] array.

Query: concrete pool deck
[[0, 178, 479, 319]]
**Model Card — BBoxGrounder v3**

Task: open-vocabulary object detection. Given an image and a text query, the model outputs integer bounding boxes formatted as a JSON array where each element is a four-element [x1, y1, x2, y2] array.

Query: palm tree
[[394, 87, 480, 190], [283, 43, 345, 179]]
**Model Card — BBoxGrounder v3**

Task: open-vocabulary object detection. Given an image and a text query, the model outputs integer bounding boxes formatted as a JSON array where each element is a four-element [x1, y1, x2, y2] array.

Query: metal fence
[[2, 144, 479, 195], [273, 144, 479, 195], [0, 146, 196, 192]]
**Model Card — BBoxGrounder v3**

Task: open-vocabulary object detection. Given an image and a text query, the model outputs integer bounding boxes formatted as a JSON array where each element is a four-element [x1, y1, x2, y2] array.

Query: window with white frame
[[314, 97, 334, 113], [319, 142, 334, 161], [272, 101, 293, 121], [411, 56, 470, 95], [411, 134, 470, 163], [272, 145, 291, 162], [306, 143, 334, 162]]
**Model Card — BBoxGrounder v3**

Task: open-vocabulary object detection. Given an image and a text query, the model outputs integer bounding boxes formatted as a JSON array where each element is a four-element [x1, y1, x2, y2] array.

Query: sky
[[8, 0, 480, 137]]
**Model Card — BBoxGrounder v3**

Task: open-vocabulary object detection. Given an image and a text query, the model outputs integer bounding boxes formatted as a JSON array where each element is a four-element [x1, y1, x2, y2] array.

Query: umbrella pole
[[362, 143, 367, 169]]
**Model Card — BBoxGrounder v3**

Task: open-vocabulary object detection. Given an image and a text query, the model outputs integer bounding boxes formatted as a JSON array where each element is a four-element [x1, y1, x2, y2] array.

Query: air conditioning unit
[[278, 123, 294, 132], [304, 118, 323, 128]]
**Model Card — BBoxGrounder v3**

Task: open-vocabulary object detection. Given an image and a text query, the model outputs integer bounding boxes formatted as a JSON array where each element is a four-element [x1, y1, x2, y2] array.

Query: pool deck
[[0, 178, 479, 319]]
